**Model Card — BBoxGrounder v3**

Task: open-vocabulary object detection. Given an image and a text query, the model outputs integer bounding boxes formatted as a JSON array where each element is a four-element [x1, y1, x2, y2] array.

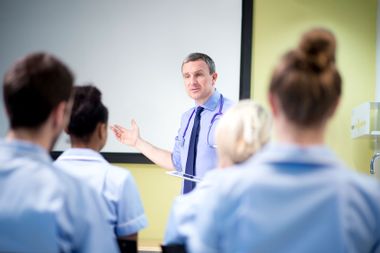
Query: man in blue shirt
[[0, 52, 118, 252], [111, 53, 234, 193]]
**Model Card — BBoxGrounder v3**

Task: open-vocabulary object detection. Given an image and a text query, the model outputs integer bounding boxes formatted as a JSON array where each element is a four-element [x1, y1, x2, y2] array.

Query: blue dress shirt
[[55, 148, 148, 237], [0, 140, 118, 253], [172, 90, 234, 192], [185, 143, 380, 253]]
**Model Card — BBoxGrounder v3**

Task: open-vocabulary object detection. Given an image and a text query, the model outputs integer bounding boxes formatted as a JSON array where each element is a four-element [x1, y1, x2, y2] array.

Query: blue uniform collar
[[198, 89, 220, 111], [58, 148, 106, 162], [0, 139, 52, 164], [250, 142, 343, 167]]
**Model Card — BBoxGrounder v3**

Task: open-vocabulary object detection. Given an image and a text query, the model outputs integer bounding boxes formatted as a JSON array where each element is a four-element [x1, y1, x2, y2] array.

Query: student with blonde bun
[[187, 28, 380, 253], [163, 100, 271, 246], [214, 100, 271, 168]]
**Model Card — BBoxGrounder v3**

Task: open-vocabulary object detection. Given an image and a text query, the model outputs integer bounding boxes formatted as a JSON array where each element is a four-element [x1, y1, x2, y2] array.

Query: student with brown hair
[[186, 28, 380, 253], [0, 53, 118, 252]]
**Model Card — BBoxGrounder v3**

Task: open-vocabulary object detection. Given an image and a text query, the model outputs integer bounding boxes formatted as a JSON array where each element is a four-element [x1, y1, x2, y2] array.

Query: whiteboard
[[0, 0, 250, 161]]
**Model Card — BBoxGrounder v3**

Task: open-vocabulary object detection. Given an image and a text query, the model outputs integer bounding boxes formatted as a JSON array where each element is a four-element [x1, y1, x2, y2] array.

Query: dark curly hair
[[67, 84, 108, 141]]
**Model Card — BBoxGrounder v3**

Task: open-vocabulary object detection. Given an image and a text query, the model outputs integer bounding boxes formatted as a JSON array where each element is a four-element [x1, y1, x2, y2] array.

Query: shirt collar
[[249, 141, 342, 167], [57, 148, 107, 163], [0, 139, 52, 164], [199, 89, 221, 111]]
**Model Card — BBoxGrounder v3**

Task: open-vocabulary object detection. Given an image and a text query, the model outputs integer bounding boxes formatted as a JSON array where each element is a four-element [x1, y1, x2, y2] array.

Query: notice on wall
[[351, 102, 371, 138]]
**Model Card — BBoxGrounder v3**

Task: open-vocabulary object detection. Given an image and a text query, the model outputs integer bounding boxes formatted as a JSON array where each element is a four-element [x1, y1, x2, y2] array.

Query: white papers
[[165, 171, 201, 183]]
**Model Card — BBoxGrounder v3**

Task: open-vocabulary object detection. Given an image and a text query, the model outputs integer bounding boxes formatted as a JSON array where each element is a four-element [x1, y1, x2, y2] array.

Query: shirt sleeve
[[163, 196, 186, 245], [172, 135, 182, 172], [115, 172, 148, 236], [172, 112, 189, 172]]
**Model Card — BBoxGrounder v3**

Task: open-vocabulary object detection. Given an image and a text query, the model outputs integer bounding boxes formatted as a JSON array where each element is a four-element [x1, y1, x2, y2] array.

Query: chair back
[[117, 239, 137, 253], [161, 244, 187, 253]]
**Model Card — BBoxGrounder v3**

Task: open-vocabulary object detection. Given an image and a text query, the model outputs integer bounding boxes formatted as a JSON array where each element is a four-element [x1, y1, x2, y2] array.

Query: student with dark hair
[[55, 85, 147, 249], [0, 53, 118, 252], [186, 28, 380, 253]]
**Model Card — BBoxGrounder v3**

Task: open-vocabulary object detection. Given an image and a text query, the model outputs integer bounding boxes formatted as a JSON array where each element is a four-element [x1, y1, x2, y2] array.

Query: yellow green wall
[[252, 0, 377, 173], [116, 0, 378, 244], [115, 163, 181, 245]]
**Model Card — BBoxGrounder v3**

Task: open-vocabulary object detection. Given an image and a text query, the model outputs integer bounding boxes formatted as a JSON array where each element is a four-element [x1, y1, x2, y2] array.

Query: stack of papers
[[165, 171, 201, 183]]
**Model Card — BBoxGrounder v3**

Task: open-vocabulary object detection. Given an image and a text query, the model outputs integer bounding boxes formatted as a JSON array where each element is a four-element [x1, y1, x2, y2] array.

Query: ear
[[328, 97, 340, 118], [95, 122, 108, 144], [268, 92, 279, 117], [96, 122, 107, 151], [97, 122, 107, 139], [51, 101, 67, 130], [211, 72, 218, 86]]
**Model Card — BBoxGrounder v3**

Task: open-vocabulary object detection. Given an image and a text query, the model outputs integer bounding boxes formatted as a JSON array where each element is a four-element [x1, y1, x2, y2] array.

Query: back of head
[[182, 52, 216, 74], [269, 28, 342, 127], [215, 100, 271, 165], [67, 85, 108, 142], [3, 52, 74, 129]]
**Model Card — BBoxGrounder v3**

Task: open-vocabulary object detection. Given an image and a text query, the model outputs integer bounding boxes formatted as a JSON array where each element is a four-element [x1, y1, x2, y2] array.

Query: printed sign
[[351, 103, 371, 138]]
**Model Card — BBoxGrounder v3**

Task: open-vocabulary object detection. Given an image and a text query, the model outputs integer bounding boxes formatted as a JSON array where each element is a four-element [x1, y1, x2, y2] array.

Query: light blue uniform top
[[176, 143, 380, 253], [172, 90, 234, 188], [55, 148, 148, 237], [0, 140, 118, 253], [164, 169, 222, 245]]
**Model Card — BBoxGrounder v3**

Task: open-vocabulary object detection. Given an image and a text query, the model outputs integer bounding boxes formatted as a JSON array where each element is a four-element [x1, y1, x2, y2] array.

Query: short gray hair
[[181, 52, 216, 74], [215, 100, 271, 165]]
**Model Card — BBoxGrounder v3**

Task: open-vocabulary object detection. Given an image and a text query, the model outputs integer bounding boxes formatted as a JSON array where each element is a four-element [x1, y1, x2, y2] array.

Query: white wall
[[0, 0, 242, 153]]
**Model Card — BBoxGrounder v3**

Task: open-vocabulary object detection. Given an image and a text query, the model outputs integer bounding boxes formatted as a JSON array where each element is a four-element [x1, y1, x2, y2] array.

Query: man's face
[[182, 59, 217, 105]]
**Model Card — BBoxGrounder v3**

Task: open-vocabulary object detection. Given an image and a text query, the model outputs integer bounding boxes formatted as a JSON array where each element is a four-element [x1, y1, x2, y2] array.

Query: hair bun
[[298, 28, 336, 71], [76, 84, 101, 103]]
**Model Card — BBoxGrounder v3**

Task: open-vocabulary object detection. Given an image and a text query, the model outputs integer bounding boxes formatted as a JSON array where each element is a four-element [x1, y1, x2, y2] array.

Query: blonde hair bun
[[215, 100, 271, 165]]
